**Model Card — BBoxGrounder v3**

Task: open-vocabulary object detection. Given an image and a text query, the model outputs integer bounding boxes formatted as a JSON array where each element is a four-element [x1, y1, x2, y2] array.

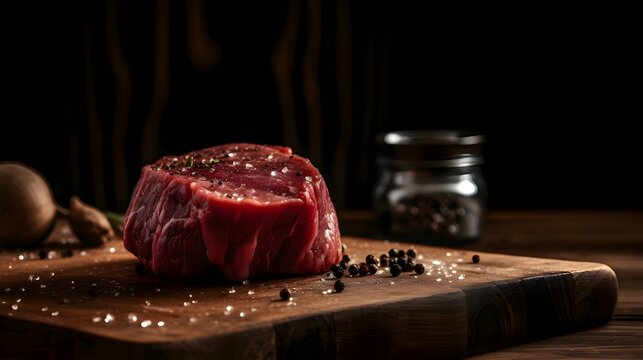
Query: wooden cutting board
[[0, 236, 617, 359]]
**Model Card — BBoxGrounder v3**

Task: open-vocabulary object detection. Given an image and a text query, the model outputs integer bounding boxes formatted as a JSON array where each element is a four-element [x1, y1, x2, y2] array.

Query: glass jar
[[373, 130, 487, 244]]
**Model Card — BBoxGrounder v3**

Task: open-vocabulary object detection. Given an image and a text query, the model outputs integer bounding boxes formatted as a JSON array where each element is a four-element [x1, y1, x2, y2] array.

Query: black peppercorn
[[379, 254, 389, 267], [358, 263, 369, 276], [348, 264, 359, 276], [365, 254, 378, 265], [280, 288, 292, 300], [414, 263, 425, 275], [404, 261, 415, 272], [331, 264, 344, 279], [38, 248, 48, 260], [398, 255, 409, 266], [342, 254, 351, 263], [339, 260, 348, 270], [407, 249, 416, 259], [397, 249, 406, 258], [368, 264, 378, 274], [390, 264, 402, 277], [334, 280, 345, 293], [388, 248, 398, 258], [472, 254, 480, 264]]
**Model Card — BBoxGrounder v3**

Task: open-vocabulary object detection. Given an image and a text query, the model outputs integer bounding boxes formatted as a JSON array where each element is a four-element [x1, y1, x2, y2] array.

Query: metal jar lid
[[375, 130, 485, 165]]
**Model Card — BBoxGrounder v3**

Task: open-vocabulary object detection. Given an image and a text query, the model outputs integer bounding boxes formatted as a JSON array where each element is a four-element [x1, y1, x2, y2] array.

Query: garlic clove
[[68, 196, 114, 246]]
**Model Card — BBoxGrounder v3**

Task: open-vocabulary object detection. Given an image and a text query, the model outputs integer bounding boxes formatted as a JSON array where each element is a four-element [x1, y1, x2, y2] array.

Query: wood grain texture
[[0, 236, 617, 359]]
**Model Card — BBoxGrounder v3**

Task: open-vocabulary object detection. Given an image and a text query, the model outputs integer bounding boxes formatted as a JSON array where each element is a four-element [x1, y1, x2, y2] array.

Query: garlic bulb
[[0, 162, 57, 246]]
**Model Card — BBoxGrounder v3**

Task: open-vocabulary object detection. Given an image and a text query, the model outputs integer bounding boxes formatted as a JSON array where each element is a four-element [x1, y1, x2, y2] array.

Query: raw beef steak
[[123, 144, 342, 281]]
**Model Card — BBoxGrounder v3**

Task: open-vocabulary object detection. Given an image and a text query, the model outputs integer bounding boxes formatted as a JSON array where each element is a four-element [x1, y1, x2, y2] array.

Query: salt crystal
[[436, 278, 442, 282], [109, 247, 116, 254], [40, 284, 46, 289], [16, 298, 21, 303], [11, 305, 18, 310], [247, 290, 255, 295], [239, 312, 245, 318], [92, 317, 101, 323], [104, 314, 114, 323], [446, 252, 452, 257], [305, 176, 312, 182], [183, 302, 190, 307], [145, 300, 151, 306], [80, 251, 87, 256], [128, 313, 138, 323], [270, 171, 278, 177], [155, 288, 161, 293], [251, 307, 258, 312], [228, 287, 236, 294], [226, 305, 233, 311], [51, 311, 59, 316], [157, 321, 165, 327], [18, 254, 25, 261], [458, 274, 465, 280], [19, 288, 25, 292], [189, 317, 198, 323], [41, 307, 48, 312], [390, 281, 395, 285], [141, 320, 152, 328]]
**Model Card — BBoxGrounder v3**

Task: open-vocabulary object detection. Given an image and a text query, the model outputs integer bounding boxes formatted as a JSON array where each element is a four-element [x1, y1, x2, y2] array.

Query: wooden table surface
[[340, 210, 643, 359], [1, 210, 641, 359]]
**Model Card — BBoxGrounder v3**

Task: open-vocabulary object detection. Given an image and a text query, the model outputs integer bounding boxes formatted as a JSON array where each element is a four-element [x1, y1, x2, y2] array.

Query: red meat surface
[[123, 144, 341, 281]]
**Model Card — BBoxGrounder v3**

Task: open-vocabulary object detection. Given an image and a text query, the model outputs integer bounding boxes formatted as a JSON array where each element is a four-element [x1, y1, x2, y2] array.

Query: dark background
[[1, 2, 640, 212]]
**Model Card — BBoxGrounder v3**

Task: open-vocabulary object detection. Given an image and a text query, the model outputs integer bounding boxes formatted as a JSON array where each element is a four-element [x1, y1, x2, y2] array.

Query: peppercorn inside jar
[[373, 130, 487, 244]]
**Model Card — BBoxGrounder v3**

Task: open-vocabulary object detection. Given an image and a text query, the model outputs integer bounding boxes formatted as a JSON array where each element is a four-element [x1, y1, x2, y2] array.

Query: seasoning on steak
[[123, 143, 342, 281]]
